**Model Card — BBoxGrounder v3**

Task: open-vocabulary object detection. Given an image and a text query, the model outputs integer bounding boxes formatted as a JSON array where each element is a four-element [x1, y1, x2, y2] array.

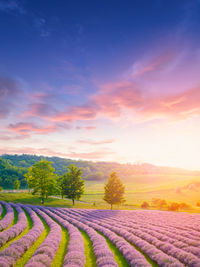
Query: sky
[[0, 0, 200, 170]]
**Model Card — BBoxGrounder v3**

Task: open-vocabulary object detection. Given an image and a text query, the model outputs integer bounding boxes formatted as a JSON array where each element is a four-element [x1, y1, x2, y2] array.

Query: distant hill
[[0, 154, 199, 189]]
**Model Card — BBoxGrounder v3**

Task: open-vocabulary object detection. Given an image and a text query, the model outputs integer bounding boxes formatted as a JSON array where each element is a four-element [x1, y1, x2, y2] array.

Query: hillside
[[0, 154, 200, 190]]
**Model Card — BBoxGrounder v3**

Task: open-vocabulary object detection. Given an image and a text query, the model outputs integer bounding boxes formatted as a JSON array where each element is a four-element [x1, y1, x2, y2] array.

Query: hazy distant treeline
[[0, 154, 199, 189]]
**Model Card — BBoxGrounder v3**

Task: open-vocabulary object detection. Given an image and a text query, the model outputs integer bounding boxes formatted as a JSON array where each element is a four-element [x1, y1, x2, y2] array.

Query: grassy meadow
[[1, 172, 200, 211]]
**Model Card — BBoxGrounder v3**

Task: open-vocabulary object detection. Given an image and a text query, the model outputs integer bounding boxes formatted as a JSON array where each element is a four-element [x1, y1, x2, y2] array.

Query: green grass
[[80, 229, 97, 267], [1, 185, 200, 212], [51, 225, 69, 267], [15, 213, 49, 266]]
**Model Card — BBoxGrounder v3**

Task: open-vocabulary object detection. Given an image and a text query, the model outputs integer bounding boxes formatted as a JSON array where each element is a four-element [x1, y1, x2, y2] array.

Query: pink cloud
[[39, 82, 200, 125], [76, 126, 96, 131], [131, 51, 175, 79], [77, 139, 114, 145], [64, 149, 115, 160], [51, 104, 99, 122], [23, 103, 56, 118], [0, 134, 28, 140], [20, 51, 200, 125], [92, 81, 142, 117], [84, 126, 96, 130], [7, 122, 58, 136], [141, 86, 200, 119]]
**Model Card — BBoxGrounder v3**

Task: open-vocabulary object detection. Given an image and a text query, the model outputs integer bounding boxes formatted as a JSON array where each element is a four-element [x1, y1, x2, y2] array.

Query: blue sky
[[1, 0, 200, 169]]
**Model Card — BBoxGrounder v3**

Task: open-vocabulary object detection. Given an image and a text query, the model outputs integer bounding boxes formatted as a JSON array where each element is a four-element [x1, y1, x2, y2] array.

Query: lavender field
[[0, 201, 200, 266]]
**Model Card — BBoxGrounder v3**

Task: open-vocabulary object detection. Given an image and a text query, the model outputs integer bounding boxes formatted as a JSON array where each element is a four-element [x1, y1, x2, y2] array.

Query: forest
[[0, 154, 199, 189]]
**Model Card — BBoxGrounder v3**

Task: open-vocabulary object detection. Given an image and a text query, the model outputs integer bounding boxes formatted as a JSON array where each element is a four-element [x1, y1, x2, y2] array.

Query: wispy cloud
[[33, 17, 51, 37], [51, 103, 99, 122], [23, 103, 56, 119], [77, 139, 114, 145], [76, 126, 96, 131], [64, 149, 115, 160], [0, 76, 21, 118], [0, 0, 25, 14], [126, 51, 175, 79], [7, 122, 58, 136]]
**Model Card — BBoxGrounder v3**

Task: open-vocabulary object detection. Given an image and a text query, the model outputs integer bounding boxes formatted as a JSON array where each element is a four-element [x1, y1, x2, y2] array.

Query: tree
[[103, 172, 125, 210], [61, 164, 84, 205], [14, 180, 20, 190], [25, 159, 57, 204]]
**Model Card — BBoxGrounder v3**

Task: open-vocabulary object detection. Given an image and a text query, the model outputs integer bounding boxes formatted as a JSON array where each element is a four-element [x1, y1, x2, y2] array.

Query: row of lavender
[[1, 202, 200, 266], [0, 202, 86, 267], [0, 202, 152, 266], [60, 208, 200, 267]]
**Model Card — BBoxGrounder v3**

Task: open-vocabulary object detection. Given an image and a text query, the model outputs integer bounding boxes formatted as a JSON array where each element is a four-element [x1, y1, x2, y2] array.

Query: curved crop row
[[62, 209, 184, 267], [0, 204, 27, 247], [38, 207, 85, 267], [48, 207, 118, 267], [25, 207, 62, 267], [0, 204, 2, 217], [0, 203, 200, 267], [0, 202, 14, 231], [0, 205, 43, 266], [82, 210, 200, 266], [54, 208, 150, 267], [68, 209, 200, 266]]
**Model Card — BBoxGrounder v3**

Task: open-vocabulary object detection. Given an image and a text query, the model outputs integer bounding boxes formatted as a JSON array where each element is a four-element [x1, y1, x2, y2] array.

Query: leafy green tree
[[61, 164, 84, 205], [57, 176, 65, 199], [14, 180, 20, 190], [104, 172, 125, 210], [25, 159, 57, 204]]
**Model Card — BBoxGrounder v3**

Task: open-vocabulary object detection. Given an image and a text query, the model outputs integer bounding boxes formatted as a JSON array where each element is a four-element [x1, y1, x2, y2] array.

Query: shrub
[[151, 198, 167, 209], [196, 202, 200, 207], [141, 201, 149, 209], [179, 202, 190, 209], [168, 202, 180, 211]]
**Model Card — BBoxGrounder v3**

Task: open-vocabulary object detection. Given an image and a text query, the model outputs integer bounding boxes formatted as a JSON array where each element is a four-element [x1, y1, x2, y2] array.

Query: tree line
[[2, 153, 192, 189], [0, 154, 129, 189], [25, 159, 125, 209]]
